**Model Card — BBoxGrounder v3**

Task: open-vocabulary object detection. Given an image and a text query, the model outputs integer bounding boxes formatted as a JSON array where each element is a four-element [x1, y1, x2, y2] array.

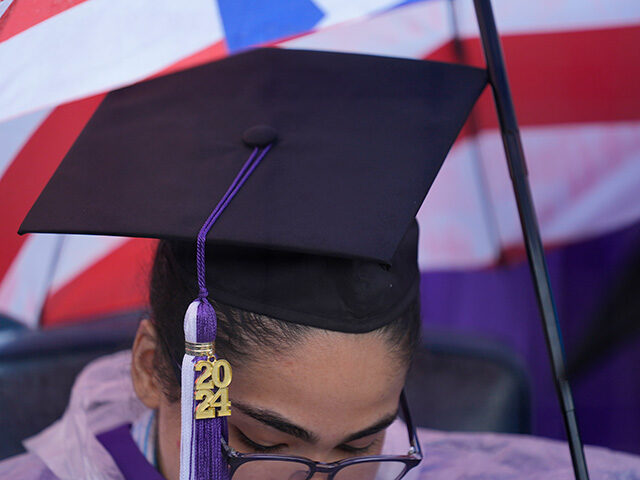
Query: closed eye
[[235, 427, 380, 457], [338, 437, 380, 455], [235, 427, 286, 453]]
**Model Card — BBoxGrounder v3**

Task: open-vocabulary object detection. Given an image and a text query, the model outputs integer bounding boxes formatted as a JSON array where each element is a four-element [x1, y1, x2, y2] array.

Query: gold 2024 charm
[[194, 358, 232, 419]]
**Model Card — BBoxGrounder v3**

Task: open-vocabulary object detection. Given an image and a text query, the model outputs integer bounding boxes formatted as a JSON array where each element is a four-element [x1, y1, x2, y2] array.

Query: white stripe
[[452, 0, 640, 38], [131, 409, 157, 466], [180, 301, 200, 480], [0, 234, 62, 327], [180, 354, 195, 480], [418, 137, 500, 270], [545, 150, 640, 241], [0, 0, 15, 20], [0, 108, 51, 178], [417, 121, 640, 270], [0, 234, 128, 326], [312, 0, 406, 28], [480, 120, 640, 247], [0, 0, 225, 123], [313, 0, 640, 35], [284, 0, 451, 59]]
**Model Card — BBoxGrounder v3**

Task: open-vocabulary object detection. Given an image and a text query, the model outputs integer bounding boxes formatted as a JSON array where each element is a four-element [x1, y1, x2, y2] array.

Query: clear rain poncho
[[1, 351, 639, 480]]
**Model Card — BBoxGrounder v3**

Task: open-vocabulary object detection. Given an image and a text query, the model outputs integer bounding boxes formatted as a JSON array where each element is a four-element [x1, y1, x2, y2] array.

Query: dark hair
[[150, 240, 421, 402]]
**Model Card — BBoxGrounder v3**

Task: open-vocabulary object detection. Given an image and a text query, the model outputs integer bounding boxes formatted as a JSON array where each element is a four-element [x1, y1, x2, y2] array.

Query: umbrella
[[1, 0, 639, 477], [1, 0, 638, 328]]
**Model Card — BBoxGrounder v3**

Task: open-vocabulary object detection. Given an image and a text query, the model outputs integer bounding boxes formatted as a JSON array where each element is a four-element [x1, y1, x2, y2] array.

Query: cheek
[[156, 399, 182, 480], [158, 402, 181, 446]]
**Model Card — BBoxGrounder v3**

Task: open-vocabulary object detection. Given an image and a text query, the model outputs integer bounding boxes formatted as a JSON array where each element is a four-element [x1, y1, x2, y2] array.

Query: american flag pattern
[[0, 0, 638, 327]]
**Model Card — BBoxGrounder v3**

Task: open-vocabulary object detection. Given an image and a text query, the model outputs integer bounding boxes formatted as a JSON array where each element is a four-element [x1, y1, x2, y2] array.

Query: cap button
[[242, 125, 278, 148]]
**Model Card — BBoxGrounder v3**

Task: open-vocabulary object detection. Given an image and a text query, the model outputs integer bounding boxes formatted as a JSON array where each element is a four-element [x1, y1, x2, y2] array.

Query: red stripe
[[0, 0, 88, 43], [427, 25, 640, 133], [41, 238, 157, 326], [0, 94, 104, 281]]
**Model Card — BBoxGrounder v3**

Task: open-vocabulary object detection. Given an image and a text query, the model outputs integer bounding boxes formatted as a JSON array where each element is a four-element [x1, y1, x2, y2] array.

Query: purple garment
[[97, 424, 164, 480]]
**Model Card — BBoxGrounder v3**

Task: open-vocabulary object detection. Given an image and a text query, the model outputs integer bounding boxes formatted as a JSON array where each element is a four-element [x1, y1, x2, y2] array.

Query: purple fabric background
[[420, 222, 640, 454]]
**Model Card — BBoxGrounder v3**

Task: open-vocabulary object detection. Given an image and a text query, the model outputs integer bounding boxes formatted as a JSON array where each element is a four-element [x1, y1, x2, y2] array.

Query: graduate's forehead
[[229, 329, 405, 443]]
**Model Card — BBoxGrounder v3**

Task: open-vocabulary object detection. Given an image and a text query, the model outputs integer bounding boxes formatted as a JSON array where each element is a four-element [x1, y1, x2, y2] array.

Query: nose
[[283, 470, 315, 480]]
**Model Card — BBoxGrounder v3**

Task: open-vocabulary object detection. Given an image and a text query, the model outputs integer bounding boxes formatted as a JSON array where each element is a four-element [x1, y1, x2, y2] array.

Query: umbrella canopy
[[1, 0, 639, 327]]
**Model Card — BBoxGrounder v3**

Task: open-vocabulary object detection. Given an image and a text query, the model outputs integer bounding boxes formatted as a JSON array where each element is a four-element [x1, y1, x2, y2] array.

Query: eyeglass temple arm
[[400, 390, 422, 456]]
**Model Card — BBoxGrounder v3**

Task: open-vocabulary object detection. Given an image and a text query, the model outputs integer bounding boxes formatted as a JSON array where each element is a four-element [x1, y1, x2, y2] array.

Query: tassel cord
[[196, 144, 272, 298]]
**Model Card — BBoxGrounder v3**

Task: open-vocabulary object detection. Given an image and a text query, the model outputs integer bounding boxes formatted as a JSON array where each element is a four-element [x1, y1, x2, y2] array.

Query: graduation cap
[[21, 47, 487, 332], [20, 47, 487, 480]]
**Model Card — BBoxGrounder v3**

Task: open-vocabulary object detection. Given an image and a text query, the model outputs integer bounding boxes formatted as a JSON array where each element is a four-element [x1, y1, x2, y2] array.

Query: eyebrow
[[339, 411, 398, 444], [233, 402, 318, 443], [233, 401, 397, 445]]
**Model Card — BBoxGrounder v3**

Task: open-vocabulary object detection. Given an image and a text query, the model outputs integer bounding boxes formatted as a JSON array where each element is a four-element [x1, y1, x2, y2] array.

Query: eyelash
[[338, 438, 379, 455], [235, 428, 379, 455], [236, 428, 285, 453]]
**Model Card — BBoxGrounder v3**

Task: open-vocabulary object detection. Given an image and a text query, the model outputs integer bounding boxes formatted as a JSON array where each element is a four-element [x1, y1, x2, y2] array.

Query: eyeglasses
[[221, 391, 422, 480]]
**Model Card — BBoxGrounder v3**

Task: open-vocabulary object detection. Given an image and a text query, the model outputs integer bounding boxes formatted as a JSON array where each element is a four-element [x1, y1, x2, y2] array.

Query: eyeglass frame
[[220, 390, 423, 480]]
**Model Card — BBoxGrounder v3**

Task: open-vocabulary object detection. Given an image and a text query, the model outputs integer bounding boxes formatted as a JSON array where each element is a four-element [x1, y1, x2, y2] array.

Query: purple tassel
[[194, 299, 229, 480]]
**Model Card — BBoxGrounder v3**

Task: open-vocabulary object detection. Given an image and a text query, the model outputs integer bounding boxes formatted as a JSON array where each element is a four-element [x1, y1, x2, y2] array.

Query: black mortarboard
[[20, 47, 487, 332]]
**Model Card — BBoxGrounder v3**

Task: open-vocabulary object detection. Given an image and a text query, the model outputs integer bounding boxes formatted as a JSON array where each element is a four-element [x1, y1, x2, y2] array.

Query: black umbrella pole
[[471, 0, 590, 479]]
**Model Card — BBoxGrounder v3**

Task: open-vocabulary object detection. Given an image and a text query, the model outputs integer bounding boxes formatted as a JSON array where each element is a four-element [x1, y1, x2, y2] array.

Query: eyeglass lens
[[232, 459, 407, 480], [233, 459, 311, 480], [333, 460, 406, 480]]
